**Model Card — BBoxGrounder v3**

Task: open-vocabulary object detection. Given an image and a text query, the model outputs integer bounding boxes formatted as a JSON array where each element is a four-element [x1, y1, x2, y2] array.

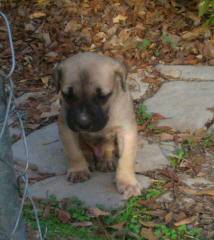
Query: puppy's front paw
[[116, 175, 142, 199], [96, 159, 116, 172], [67, 168, 91, 183]]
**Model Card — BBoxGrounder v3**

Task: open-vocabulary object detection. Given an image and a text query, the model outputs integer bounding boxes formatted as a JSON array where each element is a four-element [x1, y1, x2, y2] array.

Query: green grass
[[201, 133, 214, 148], [137, 103, 168, 133], [161, 34, 177, 49], [169, 147, 186, 168], [24, 197, 101, 240], [199, 0, 214, 25], [154, 224, 204, 240], [137, 104, 152, 126], [23, 182, 205, 240], [136, 39, 151, 50], [168, 133, 214, 168]]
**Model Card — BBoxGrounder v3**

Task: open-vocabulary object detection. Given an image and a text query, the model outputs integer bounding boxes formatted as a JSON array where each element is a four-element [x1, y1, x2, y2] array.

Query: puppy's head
[[54, 52, 127, 132]]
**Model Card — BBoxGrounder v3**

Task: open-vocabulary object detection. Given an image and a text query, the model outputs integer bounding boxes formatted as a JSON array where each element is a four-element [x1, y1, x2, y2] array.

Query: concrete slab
[[156, 65, 214, 81], [29, 172, 152, 208], [145, 81, 214, 132], [135, 139, 169, 172], [12, 123, 68, 174]]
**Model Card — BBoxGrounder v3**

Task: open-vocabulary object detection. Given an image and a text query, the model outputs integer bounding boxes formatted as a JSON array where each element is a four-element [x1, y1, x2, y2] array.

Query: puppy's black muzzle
[[76, 110, 92, 130], [66, 104, 109, 132]]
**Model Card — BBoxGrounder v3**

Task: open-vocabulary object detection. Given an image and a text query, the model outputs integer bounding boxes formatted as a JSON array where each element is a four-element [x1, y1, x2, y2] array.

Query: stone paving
[[145, 81, 214, 131], [12, 65, 214, 208], [29, 173, 151, 209], [156, 64, 214, 81]]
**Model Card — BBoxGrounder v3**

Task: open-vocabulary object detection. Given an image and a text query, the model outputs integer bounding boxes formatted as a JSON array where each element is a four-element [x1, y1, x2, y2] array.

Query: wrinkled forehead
[[62, 62, 114, 95]]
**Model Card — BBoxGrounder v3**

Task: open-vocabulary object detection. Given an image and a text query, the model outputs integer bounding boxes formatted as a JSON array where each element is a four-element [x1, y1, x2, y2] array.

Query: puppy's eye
[[62, 87, 78, 103], [95, 90, 112, 103]]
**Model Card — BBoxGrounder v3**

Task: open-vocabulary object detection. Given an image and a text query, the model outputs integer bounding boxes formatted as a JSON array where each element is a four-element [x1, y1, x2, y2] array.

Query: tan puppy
[[54, 52, 141, 198]]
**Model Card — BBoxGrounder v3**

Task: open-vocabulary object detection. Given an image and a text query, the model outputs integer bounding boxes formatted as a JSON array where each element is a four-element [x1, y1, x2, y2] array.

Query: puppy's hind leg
[[96, 140, 117, 172], [59, 121, 91, 183], [80, 140, 96, 172]]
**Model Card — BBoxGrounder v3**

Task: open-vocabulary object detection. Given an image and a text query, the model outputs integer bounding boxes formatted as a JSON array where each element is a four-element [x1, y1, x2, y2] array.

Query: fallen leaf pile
[[0, 0, 213, 130]]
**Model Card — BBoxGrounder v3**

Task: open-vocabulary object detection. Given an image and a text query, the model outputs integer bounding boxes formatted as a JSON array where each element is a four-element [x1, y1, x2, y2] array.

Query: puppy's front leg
[[59, 122, 90, 183], [116, 127, 141, 198]]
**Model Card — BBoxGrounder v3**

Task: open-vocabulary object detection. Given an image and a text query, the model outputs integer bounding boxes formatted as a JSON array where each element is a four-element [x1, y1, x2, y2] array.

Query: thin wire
[[0, 12, 16, 78], [15, 110, 29, 173], [11, 175, 29, 237], [0, 11, 43, 240], [0, 11, 15, 139], [0, 86, 13, 139], [27, 188, 43, 240]]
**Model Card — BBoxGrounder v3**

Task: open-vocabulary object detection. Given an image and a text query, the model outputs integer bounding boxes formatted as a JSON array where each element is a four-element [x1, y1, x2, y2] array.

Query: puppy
[[54, 52, 141, 198]]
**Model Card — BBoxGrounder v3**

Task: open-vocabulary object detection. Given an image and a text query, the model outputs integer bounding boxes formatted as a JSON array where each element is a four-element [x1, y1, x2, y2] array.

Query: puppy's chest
[[80, 133, 106, 145], [79, 131, 116, 146], [79, 131, 117, 160]]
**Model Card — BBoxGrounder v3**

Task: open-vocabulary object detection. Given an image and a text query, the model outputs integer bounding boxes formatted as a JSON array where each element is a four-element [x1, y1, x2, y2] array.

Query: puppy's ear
[[114, 62, 127, 92], [53, 63, 63, 92]]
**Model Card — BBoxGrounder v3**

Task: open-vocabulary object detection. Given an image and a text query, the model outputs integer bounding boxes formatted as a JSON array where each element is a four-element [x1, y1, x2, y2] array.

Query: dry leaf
[[141, 227, 157, 240], [160, 133, 174, 141], [165, 212, 173, 224], [118, 29, 130, 42], [110, 222, 125, 230], [185, 55, 198, 65], [72, 221, 93, 227], [160, 168, 179, 182], [174, 216, 197, 227], [29, 11, 46, 19], [139, 198, 161, 209], [57, 209, 71, 223], [182, 26, 208, 41], [207, 107, 214, 113], [140, 221, 156, 228], [203, 40, 214, 58], [94, 32, 107, 43], [25, 23, 35, 31], [87, 208, 110, 217], [41, 76, 49, 86], [149, 209, 166, 217], [42, 32, 51, 46], [113, 15, 127, 23], [107, 25, 119, 36], [137, 122, 148, 131], [35, 0, 50, 6], [194, 128, 206, 140], [179, 186, 197, 195], [64, 20, 82, 33], [103, 35, 121, 49], [179, 186, 214, 196], [151, 113, 167, 122], [186, 11, 201, 26], [40, 111, 59, 119], [43, 205, 50, 219], [81, 27, 92, 42], [25, 123, 40, 130], [174, 212, 187, 222], [195, 188, 214, 196]]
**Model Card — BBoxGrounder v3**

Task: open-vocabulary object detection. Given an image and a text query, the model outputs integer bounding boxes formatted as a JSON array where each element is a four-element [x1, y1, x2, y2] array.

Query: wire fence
[[0, 12, 43, 240]]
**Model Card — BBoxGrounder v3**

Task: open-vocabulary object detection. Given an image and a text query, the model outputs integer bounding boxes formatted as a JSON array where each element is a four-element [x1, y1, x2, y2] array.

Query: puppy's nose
[[77, 112, 91, 129]]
